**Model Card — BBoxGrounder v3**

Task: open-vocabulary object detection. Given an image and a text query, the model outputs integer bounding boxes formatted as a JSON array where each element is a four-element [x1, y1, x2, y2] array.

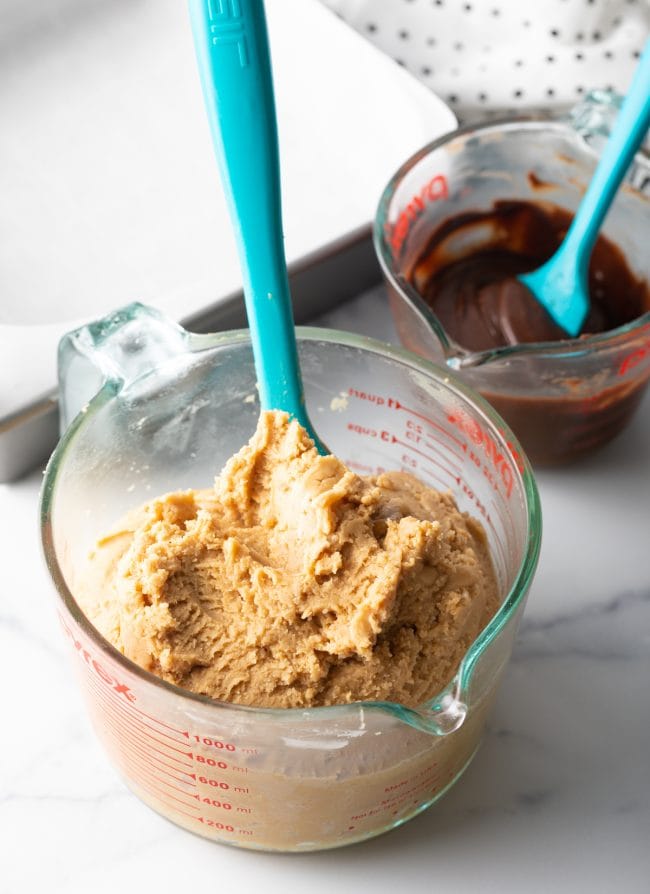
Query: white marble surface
[[1, 286, 649, 894]]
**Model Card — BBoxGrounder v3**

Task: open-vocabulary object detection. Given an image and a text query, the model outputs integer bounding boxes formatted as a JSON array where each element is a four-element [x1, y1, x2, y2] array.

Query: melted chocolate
[[403, 201, 650, 464], [408, 201, 649, 353]]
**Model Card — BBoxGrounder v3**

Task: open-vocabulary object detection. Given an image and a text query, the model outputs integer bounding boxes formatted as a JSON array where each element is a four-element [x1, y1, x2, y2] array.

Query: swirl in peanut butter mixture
[[77, 411, 499, 708]]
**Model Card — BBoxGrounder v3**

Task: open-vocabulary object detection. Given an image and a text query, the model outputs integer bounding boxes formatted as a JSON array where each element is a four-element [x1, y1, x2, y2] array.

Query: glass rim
[[373, 116, 650, 367], [40, 325, 542, 730]]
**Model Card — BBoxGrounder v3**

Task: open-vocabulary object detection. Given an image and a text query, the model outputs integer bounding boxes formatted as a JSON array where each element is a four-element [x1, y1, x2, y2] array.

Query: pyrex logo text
[[59, 613, 136, 702], [447, 411, 523, 499], [385, 174, 448, 256]]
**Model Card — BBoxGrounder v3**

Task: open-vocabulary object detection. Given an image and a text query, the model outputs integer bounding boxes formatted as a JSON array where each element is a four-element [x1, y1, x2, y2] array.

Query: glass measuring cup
[[374, 100, 650, 466], [40, 303, 540, 852]]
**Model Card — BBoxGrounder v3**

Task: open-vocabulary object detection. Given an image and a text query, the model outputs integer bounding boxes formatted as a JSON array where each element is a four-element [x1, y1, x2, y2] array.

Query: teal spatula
[[189, 0, 327, 453], [519, 39, 650, 337]]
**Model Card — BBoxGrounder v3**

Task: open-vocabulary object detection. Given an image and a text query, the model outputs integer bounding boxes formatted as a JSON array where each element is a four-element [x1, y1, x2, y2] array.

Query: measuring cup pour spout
[[394, 679, 468, 736]]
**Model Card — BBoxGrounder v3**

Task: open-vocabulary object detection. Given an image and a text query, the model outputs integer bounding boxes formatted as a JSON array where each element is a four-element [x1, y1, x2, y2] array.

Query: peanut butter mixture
[[77, 411, 499, 708]]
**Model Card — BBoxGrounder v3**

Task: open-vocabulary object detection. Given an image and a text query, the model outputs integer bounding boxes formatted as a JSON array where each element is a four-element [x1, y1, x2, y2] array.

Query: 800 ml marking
[[191, 754, 228, 769]]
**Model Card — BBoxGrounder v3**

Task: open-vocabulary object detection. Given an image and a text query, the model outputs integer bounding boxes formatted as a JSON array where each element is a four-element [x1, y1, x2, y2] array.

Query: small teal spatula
[[519, 39, 650, 337], [189, 0, 327, 453]]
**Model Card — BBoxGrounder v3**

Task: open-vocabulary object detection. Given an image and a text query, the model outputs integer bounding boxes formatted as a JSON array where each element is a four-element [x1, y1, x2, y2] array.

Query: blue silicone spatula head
[[519, 38, 650, 337], [188, 0, 327, 453]]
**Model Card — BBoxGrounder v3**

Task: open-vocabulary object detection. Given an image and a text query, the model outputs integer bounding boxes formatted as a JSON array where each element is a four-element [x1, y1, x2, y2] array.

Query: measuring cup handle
[[566, 88, 650, 197], [57, 302, 190, 433]]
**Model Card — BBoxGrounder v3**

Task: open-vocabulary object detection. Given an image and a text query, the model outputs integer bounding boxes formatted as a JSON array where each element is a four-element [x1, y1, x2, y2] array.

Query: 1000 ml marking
[[185, 732, 259, 756], [187, 734, 236, 750]]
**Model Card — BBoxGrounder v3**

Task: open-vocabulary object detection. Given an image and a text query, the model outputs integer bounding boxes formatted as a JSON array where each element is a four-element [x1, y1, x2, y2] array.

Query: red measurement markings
[[347, 388, 388, 406], [189, 755, 229, 770], [404, 417, 463, 476], [190, 774, 251, 798], [83, 671, 192, 755], [447, 410, 524, 496], [491, 528, 508, 575], [85, 675, 193, 766], [345, 390, 464, 457], [384, 174, 448, 256], [491, 500, 517, 542], [105, 732, 193, 790], [88, 694, 196, 790], [131, 776, 201, 820], [90, 683, 189, 736], [95, 702, 193, 781], [100, 726, 196, 792], [345, 423, 455, 488], [100, 727, 200, 809], [188, 772, 229, 789], [453, 475, 493, 524], [88, 688, 195, 786], [187, 734, 236, 751], [391, 435, 457, 482], [100, 719, 193, 774], [84, 674, 192, 761], [347, 423, 378, 438], [389, 398, 465, 450], [115, 750, 198, 804], [423, 439, 462, 476], [86, 681, 188, 745], [350, 768, 443, 824], [487, 500, 510, 570], [121, 703, 188, 737], [618, 326, 650, 376], [195, 817, 237, 832], [60, 614, 193, 738], [60, 614, 137, 702], [194, 796, 234, 811], [404, 462, 449, 491]]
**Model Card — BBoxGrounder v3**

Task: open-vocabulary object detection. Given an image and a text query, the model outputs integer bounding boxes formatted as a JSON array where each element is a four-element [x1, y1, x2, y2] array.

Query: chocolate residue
[[402, 200, 650, 464], [527, 172, 556, 191], [408, 200, 650, 353]]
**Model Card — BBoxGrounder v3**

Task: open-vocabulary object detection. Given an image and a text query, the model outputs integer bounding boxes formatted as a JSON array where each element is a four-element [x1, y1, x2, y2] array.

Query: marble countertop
[[1, 286, 649, 894]]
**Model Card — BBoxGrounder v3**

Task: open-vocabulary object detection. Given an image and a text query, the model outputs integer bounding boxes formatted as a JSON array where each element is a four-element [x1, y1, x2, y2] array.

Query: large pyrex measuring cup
[[41, 303, 541, 852]]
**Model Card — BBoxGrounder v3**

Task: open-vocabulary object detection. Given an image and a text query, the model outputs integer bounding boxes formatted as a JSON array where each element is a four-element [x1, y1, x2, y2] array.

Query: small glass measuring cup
[[41, 303, 540, 851], [374, 99, 650, 465]]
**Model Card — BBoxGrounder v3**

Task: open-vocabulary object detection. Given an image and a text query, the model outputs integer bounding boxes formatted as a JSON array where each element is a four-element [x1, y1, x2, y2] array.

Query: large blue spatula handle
[[189, 0, 323, 445]]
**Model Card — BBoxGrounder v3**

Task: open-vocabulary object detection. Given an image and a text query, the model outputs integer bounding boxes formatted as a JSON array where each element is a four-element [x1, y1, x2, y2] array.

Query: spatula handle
[[189, 0, 308, 424], [567, 38, 650, 267]]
